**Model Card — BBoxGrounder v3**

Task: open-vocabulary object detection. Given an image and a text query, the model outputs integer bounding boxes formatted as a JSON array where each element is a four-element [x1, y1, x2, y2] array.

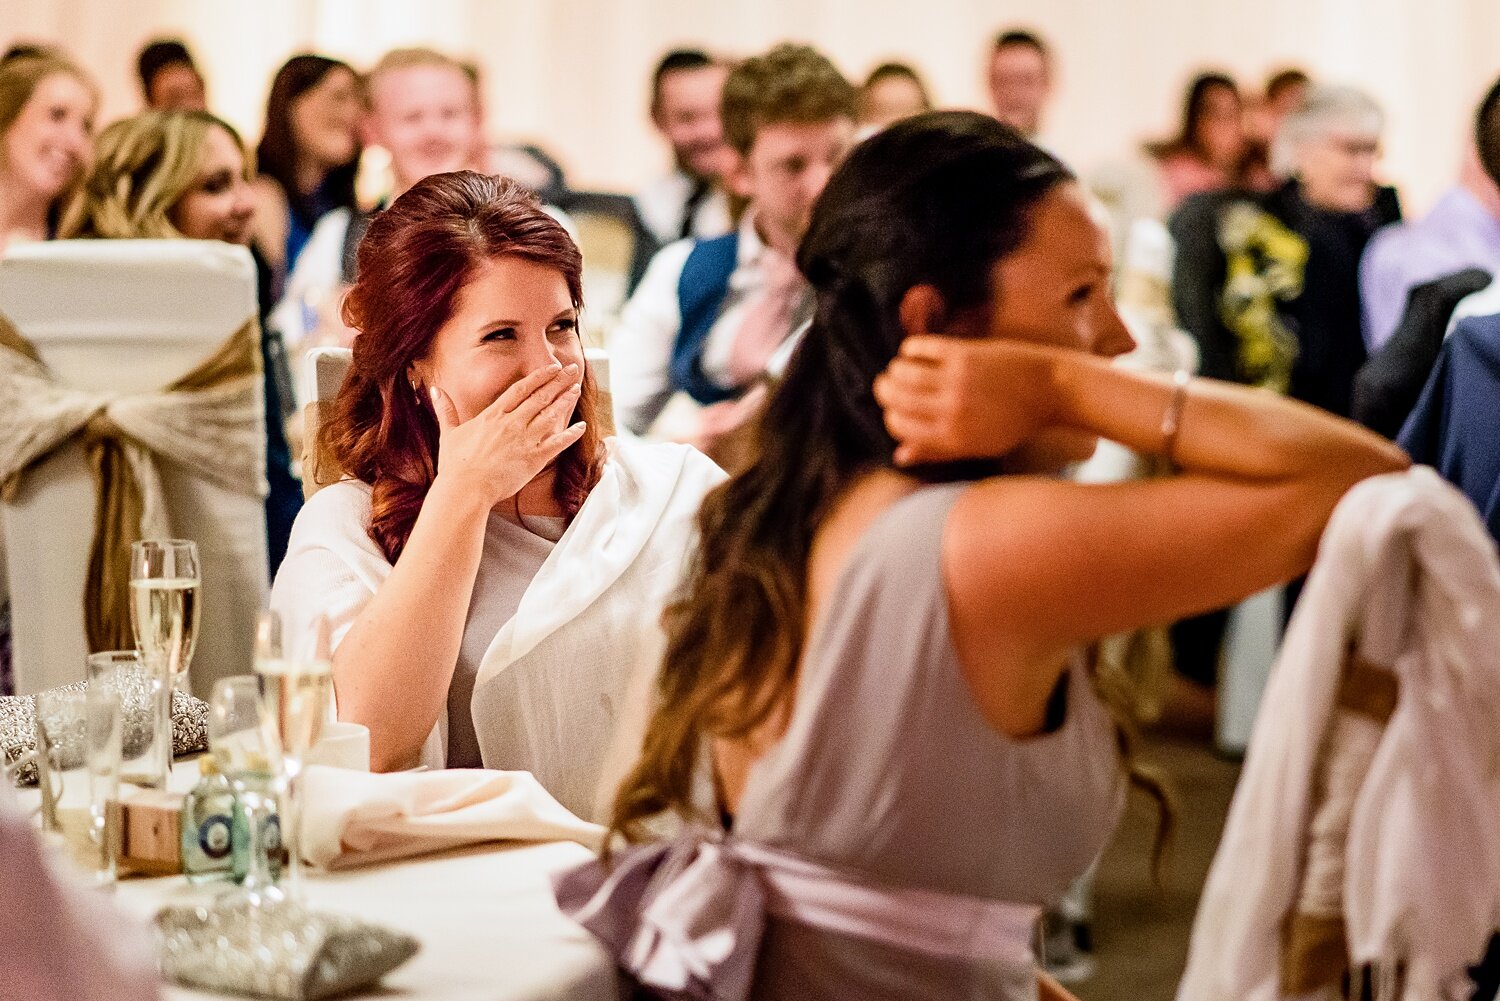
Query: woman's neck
[[496, 468, 565, 522], [0, 171, 52, 248], [294, 160, 327, 198]]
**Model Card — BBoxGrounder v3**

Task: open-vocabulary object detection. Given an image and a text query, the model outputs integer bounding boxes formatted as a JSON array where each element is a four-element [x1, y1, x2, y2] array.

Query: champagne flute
[[129, 540, 200, 787], [208, 675, 282, 906], [130, 539, 201, 690], [253, 611, 332, 901]]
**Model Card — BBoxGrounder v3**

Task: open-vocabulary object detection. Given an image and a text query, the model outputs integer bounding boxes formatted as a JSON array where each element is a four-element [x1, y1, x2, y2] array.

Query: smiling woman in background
[[57, 109, 305, 573], [249, 54, 363, 284], [0, 52, 96, 255]]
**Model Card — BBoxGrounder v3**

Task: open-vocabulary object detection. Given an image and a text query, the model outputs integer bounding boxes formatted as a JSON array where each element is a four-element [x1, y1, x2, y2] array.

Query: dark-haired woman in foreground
[[557, 112, 1407, 1000], [269, 173, 723, 817]]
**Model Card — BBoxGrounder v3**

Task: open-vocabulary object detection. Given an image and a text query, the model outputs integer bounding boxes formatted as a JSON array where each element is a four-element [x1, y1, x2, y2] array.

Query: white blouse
[[269, 437, 726, 820]]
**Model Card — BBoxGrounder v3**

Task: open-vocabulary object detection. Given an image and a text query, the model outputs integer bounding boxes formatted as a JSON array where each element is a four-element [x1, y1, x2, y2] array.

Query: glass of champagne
[[130, 539, 201, 692], [253, 611, 332, 901], [130, 540, 200, 789], [208, 675, 282, 906]]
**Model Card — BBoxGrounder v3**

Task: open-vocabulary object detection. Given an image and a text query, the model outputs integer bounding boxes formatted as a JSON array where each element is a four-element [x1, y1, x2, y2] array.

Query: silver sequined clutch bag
[[1, 683, 207, 785], [156, 898, 420, 999]]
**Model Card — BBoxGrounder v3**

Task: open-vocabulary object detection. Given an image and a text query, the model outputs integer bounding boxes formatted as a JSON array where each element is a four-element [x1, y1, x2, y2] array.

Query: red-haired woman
[[269, 172, 723, 817]]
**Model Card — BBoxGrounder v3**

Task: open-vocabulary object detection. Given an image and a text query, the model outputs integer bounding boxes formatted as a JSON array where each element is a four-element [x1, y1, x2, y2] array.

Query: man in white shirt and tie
[[610, 44, 858, 443], [633, 50, 735, 248]]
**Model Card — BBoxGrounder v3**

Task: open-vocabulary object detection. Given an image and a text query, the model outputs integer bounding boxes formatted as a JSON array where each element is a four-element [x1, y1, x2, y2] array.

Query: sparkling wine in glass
[[253, 612, 332, 900], [129, 539, 201, 690]]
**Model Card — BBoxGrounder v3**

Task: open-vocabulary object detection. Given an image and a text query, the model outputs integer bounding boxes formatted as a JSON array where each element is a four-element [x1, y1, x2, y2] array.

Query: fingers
[[430, 386, 461, 433], [537, 421, 588, 463], [881, 407, 947, 466], [873, 371, 942, 423], [508, 363, 582, 425], [493, 362, 570, 416], [896, 335, 954, 364]]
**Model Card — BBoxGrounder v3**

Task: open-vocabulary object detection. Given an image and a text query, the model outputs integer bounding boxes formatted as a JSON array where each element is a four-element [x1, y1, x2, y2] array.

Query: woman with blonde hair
[[60, 110, 252, 241], [58, 109, 303, 573], [0, 52, 96, 254]]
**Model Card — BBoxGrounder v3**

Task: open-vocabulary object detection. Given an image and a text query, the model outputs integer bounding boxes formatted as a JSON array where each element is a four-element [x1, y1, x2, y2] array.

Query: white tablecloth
[[14, 762, 623, 1001], [119, 842, 622, 1001]]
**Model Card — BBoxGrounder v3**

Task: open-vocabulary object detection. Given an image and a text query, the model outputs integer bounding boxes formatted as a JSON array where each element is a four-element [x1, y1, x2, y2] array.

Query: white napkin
[[300, 766, 606, 870]]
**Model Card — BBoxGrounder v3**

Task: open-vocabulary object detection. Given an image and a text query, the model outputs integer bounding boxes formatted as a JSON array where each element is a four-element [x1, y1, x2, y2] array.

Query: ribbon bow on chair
[[0, 315, 266, 652]]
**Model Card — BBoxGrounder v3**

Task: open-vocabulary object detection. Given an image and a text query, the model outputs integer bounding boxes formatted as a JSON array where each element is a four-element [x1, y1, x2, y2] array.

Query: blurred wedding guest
[[1258, 68, 1311, 144], [273, 47, 574, 355], [1144, 73, 1248, 213], [1359, 75, 1500, 352], [1, 781, 161, 1001], [559, 112, 1407, 1001], [0, 42, 59, 66], [1171, 84, 1398, 417], [270, 173, 722, 816], [462, 59, 571, 207], [248, 54, 362, 281], [0, 53, 96, 254], [1168, 85, 1397, 684], [987, 29, 1053, 143], [634, 49, 734, 247], [1242, 68, 1311, 186], [610, 43, 857, 442], [58, 110, 303, 573], [859, 61, 933, 134], [136, 38, 206, 112]]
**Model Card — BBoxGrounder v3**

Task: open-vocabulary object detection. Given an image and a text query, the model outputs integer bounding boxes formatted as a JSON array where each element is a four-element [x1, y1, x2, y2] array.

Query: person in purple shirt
[[1359, 74, 1500, 352]]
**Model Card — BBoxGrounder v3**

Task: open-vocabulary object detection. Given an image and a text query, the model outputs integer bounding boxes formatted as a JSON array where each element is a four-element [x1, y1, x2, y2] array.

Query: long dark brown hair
[[611, 112, 1173, 861], [324, 171, 604, 563], [1145, 71, 1240, 164], [255, 54, 359, 228]]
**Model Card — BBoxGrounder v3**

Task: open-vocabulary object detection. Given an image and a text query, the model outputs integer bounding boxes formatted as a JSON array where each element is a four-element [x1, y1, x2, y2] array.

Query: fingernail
[[565, 363, 580, 374]]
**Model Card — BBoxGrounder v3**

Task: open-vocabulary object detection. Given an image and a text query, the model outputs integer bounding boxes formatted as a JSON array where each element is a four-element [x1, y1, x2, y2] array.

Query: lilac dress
[[557, 484, 1126, 1000]]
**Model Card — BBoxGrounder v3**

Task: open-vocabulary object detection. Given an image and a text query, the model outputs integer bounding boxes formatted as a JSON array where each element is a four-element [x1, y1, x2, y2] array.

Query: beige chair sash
[[0, 315, 261, 652]]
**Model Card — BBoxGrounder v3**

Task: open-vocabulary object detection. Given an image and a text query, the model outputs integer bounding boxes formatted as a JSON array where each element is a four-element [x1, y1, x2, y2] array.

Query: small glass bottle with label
[[230, 751, 284, 886], [180, 755, 234, 883]]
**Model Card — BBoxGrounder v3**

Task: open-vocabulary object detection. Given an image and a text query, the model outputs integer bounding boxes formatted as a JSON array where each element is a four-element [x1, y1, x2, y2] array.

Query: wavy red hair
[[325, 171, 604, 562]]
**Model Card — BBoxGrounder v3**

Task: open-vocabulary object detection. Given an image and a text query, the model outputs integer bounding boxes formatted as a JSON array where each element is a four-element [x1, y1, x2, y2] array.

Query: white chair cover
[[0, 240, 267, 699]]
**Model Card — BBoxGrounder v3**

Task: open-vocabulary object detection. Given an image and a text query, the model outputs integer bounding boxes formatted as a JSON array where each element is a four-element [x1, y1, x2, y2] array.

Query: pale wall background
[[7, 0, 1500, 214]]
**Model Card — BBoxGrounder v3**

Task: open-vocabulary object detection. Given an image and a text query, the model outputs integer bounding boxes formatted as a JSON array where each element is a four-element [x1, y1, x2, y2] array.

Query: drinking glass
[[35, 684, 122, 888], [253, 611, 332, 900], [87, 650, 169, 790], [208, 675, 282, 905], [129, 539, 201, 691]]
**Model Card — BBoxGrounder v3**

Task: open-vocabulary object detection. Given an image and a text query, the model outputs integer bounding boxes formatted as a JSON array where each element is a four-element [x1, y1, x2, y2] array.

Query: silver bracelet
[[1160, 369, 1191, 467]]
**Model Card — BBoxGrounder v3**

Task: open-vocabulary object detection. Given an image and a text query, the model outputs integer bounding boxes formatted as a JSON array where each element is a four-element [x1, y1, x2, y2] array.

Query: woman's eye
[[1068, 284, 1095, 306], [482, 327, 517, 342], [549, 318, 579, 336]]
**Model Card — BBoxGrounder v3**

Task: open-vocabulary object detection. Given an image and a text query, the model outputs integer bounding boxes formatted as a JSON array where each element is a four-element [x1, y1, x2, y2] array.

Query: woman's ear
[[897, 284, 949, 338]]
